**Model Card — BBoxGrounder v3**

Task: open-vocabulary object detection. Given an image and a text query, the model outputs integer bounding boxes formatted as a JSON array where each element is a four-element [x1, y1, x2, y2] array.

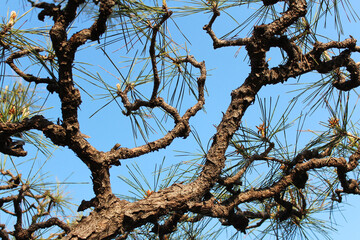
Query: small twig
[[149, 9, 173, 100], [6, 47, 57, 86]]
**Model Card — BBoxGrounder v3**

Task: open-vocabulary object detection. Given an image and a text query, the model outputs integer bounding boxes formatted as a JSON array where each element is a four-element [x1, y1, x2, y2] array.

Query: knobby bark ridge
[[1, 0, 360, 239]]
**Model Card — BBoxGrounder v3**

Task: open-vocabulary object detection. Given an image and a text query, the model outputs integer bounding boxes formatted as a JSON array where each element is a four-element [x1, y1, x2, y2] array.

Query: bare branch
[[149, 8, 173, 100], [28, 217, 70, 235], [5, 47, 57, 88], [203, 7, 250, 49], [108, 55, 206, 165]]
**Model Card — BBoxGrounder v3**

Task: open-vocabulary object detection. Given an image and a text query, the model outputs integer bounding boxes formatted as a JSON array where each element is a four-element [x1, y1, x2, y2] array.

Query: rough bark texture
[[2, 0, 360, 239]]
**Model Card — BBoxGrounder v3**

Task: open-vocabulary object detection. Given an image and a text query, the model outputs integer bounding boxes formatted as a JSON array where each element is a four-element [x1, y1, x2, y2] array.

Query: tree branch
[[107, 55, 206, 165], [149, 8, 173, 100], [5, 47, 58, 88]]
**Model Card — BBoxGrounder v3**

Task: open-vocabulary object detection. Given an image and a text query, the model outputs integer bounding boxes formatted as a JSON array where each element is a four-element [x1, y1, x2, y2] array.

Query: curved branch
[[254, 0, 307, 38], [10, 0, 360, 239], [149, 8, 173, 100], [104, 121, 189, 164], [118, 96, 182, 123], [0, 170, 20, 190], [203, 7, 250, 49], [264, 37, 359, 89], [0, 115, 66, 148], [188, 150, 360, 222], [107, 55, 206, 165], [67, 0, 116, 49], [0, 177, 70, 239], [28, 217, 70, 235], [5, 47, 57, 87], [219, 142, 275, 187]]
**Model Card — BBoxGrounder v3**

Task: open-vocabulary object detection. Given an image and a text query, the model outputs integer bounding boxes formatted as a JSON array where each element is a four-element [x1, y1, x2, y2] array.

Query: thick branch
[[11, 0, 360, 239], [188, 151, 359, 222], [0, 115, 66, 147], [67, 0, 115, 49], [255, 0, 307, 38]]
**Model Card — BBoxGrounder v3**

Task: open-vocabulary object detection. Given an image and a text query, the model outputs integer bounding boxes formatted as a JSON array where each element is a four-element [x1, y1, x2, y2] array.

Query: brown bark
[[2, 0, 360, 239]]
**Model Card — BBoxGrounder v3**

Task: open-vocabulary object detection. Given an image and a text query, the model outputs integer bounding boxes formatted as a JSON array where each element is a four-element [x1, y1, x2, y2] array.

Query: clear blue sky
[[2, 1, 360, 239]]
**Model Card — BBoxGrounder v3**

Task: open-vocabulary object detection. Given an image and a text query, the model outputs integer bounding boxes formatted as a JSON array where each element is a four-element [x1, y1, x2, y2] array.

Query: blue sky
[[2, 0, 360, 239]]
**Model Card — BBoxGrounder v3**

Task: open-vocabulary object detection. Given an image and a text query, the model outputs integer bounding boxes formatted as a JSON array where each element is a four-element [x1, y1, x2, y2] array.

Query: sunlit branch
[[0, 115, 66, 148], [257, 0, 307, 38], [67, 0, 116, 48], [27, 217, 70, 235], [0, 168, 71, 238], [3, 0, 360, 239], [108, 55, 206, 165], [0, 170, 20, 190], [187, 148, 360, 231]]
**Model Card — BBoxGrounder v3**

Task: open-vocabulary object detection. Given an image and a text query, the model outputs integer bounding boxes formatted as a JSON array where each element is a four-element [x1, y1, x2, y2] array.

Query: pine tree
[[1, 0, 360, 239]]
